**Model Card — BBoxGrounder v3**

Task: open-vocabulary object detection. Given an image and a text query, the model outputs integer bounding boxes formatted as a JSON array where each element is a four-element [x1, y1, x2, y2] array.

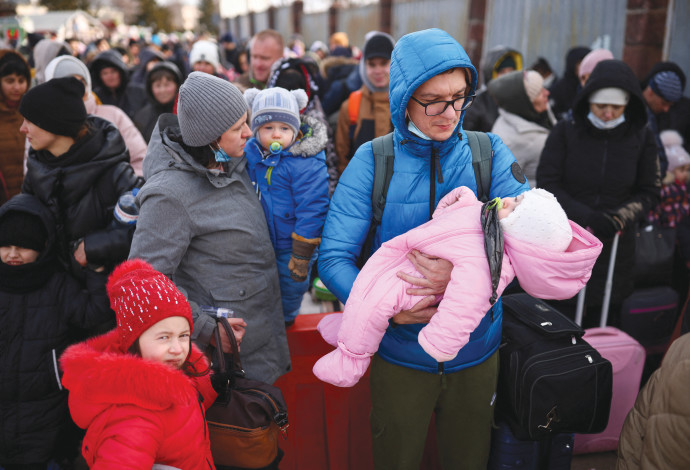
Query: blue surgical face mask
[[408, 119, 432, 140], [212, 147, 231, 162], [587, 111, 626, 130]]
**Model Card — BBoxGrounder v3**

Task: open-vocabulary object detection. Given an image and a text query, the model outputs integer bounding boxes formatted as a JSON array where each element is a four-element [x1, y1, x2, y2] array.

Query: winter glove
[[289, 234, 319, 282], [587, 212, 623, 239]]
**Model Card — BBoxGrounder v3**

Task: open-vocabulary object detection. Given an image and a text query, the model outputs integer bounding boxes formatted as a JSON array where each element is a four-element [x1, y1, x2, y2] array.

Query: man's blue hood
[[389, 28, 478, 141]]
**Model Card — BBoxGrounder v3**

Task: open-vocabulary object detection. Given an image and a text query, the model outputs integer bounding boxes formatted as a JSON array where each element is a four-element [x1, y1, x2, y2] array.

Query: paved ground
[[571, 451, 618, 470]]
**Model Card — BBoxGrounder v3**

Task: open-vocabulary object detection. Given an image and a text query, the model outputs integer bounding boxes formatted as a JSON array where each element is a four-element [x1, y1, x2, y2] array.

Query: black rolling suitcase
[[487, 421, 574, 470], [619, 286, 679, 354]]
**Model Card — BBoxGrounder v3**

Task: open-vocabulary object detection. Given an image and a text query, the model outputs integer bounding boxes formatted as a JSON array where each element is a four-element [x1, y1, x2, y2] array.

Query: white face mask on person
[[587, 111, 626, 130], [408, 119, 432, 140]]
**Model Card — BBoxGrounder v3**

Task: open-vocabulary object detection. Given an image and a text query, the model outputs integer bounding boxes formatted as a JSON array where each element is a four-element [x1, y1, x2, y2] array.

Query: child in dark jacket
[[0, 193, 112, 470], [244, 86, 330, 325]]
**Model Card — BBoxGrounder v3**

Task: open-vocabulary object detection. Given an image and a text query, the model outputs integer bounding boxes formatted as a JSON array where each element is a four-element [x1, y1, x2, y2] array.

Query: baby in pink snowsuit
[[313, 186, 603, 387]]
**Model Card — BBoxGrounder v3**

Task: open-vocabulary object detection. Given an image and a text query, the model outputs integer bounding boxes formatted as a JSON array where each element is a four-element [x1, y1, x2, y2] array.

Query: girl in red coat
[[60, 259, 224, 470]]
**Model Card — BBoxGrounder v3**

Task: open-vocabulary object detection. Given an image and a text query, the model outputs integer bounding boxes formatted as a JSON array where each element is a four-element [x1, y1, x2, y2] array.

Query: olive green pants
[[370, 352, 499, 470]]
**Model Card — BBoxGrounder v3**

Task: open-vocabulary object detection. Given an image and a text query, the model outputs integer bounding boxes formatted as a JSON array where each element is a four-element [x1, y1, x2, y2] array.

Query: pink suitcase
[[572, 327, 645, 454], [572, 234, 646, 454]]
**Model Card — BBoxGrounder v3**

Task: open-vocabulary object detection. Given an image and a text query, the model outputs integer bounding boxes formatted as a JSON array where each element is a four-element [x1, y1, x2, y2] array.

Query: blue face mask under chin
[[212, 147, 231, 162]]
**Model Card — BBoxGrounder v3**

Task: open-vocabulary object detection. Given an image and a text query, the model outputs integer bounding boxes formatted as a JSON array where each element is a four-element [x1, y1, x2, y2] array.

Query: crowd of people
[[0, 24, 689, 470]]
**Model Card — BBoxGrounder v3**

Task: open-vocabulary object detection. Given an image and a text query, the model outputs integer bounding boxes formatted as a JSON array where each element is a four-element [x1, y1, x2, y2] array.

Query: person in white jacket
[[489, 70, 556, 187], [44, 55, 147, 176]]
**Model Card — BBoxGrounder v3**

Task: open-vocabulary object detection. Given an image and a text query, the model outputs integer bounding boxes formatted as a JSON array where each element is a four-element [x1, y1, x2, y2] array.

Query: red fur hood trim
[[60, 330, 212, 414]]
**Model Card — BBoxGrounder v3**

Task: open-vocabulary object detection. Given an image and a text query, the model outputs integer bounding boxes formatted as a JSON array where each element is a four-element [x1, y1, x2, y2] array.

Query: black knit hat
[[0, 211, 47, 252], [363, 34, 394, 61], [19, 77, 86, 137], [0, 52, 31, 83]]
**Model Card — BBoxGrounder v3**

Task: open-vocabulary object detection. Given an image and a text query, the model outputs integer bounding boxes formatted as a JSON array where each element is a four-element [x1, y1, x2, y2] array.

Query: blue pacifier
[[269, 141, 282, 154]]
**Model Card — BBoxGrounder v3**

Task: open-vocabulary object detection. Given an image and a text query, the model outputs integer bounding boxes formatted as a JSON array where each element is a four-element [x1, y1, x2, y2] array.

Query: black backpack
[[357, 131, 493, 268]]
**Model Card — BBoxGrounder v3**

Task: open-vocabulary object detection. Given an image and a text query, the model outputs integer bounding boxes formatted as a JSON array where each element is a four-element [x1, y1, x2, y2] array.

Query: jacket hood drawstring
[[429, 147, 445, 219]]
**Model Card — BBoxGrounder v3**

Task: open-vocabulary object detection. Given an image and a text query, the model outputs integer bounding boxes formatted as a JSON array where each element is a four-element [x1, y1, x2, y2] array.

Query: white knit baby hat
[[500, 188, 573, 252]]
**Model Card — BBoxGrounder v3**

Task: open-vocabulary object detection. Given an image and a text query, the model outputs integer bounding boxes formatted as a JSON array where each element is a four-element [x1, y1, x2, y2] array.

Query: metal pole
[[600, 232, 619, 328], [575, 286, 586, 326]]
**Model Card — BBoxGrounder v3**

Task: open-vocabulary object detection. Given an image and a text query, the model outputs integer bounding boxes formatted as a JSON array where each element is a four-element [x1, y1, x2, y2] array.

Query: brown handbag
[[206, 317, 289, 469]]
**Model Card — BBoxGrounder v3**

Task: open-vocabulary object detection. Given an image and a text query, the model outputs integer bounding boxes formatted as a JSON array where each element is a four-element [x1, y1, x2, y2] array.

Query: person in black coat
[[0, 193, 111, 469], [128, 46, 166, 87], [537, 59, 661, 326], [89, 49, 147, 118], [641, 61, 688, 175], [463, 45, 523, 132], [134, 61, 182, 143], [19, 77, 143, 282], [549, 46, 590, 120]]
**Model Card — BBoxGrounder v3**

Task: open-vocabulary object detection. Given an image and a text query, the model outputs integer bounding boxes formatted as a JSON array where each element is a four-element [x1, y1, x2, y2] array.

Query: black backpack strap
[[357, 132, 395, 269], [466, 131, 494, 203]]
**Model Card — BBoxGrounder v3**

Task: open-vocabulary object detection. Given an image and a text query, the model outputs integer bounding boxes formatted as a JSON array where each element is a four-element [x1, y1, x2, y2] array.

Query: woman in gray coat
[[129, 72, 290, 384]]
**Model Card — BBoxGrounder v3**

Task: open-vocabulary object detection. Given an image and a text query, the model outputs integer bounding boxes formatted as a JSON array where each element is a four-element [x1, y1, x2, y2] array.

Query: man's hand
[[397, 249, 453, 296], [391, 295, 438, 325], [390, 250, 453, 325], [210, 317, 247, 353]]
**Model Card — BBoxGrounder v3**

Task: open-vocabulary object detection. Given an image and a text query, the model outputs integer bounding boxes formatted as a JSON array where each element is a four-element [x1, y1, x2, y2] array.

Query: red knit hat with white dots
[[106, 259, 193, 352]]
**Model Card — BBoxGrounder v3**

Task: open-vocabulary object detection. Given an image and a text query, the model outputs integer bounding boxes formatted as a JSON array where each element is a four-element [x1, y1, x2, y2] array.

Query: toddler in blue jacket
[[244, 86, 330, 324]]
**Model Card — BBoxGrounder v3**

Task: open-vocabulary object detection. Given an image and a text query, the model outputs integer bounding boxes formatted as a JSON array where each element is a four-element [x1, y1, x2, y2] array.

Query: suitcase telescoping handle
[[575, 232, 620, 328]]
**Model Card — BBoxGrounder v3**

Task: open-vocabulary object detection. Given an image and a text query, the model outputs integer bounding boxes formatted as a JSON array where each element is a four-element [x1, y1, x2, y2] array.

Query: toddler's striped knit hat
[[244, 86, 308, 140]]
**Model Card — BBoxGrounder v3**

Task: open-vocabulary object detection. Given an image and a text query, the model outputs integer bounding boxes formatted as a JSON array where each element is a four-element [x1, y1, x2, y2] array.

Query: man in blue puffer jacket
[[318, 28, 530, 469]]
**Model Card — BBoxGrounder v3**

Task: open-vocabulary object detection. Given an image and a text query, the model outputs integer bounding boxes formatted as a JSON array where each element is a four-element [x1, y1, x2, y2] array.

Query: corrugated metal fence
[[484, 0, 628, 80], [230, 0, 471, 53], [301, 11, 330, 47], [229, 0, 688, 91], [391, 0, 470, 45], [667, 0, 689, 85]]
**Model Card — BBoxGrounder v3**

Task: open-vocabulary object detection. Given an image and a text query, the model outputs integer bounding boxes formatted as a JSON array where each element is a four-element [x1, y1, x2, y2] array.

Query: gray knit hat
[[177, 71, 247, 147], [45, 55, 92, 95]]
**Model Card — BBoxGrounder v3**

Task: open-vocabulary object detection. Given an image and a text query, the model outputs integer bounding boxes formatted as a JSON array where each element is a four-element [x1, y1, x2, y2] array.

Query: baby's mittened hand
[[316, 313, 343, 347]]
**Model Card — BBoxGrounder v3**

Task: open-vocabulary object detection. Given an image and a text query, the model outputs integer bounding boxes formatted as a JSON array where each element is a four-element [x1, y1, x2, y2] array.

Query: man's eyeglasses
[[410, 94, 476, 116]]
